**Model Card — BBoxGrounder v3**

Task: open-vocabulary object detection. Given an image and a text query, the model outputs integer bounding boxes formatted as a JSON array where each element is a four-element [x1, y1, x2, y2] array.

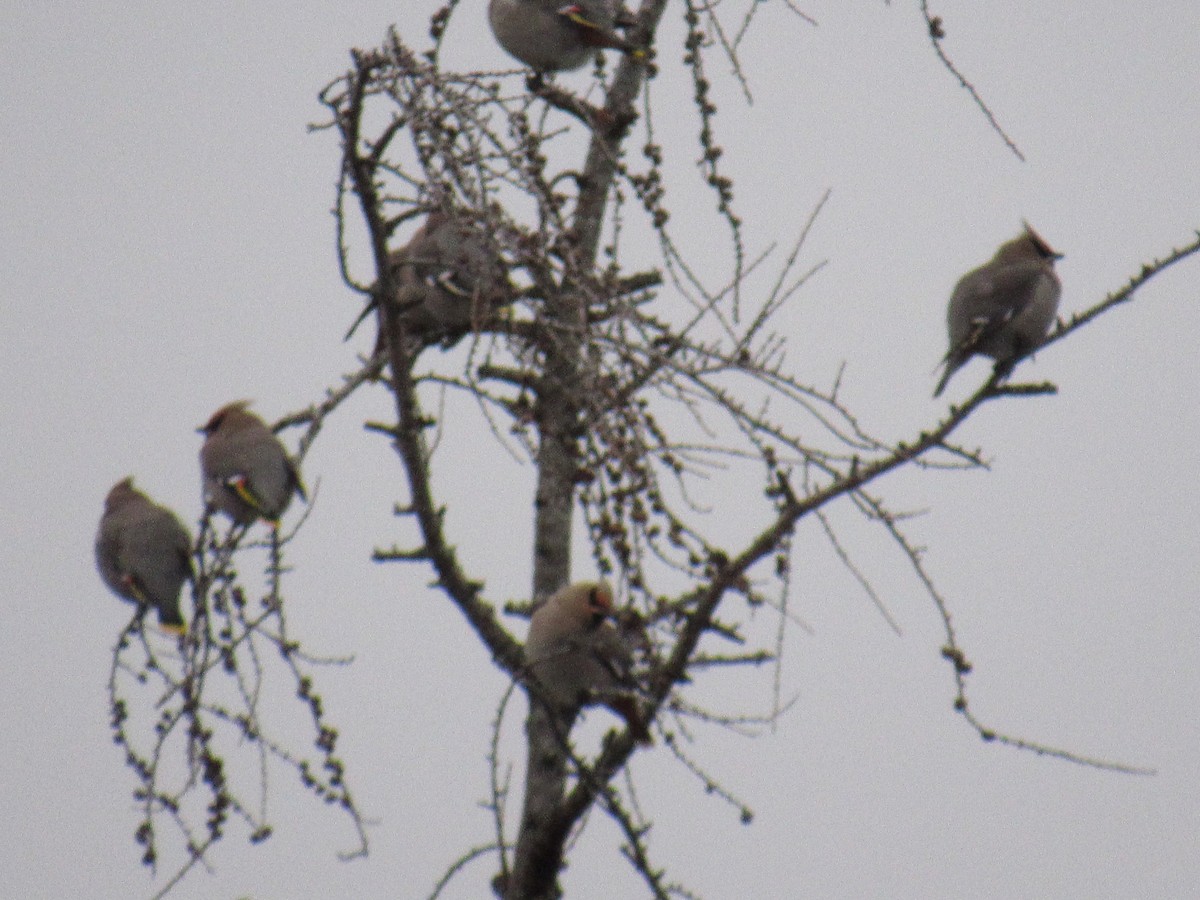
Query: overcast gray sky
[[3, 2, 1198, 898]]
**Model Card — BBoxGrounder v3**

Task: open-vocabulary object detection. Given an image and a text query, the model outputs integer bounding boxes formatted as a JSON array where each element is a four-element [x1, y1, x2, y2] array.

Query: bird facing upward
[[524, 580, 652, 744], [95, 477, 193, 634], [934, 224, 1063, 398], [198, 401, 306, 526]]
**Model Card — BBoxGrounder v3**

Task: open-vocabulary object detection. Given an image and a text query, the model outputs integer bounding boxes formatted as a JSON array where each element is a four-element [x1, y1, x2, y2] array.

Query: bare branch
[[1044, 231, 1200, 348], [917, 1, 1026, 161]]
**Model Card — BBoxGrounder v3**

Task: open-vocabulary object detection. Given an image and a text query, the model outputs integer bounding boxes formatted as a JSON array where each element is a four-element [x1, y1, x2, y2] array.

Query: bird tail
[[158, 619, 186, 637], [933, 365, 952, 398], [933, 353, 962, 398], [605, 695, 653, 745], [288, 460, 308, 504]]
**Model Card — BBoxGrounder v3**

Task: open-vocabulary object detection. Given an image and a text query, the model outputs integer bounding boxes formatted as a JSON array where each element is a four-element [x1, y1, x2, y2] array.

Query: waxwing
[[367, 209, 514, 353], [524, 581, 652, 744], [934, 224, 1063, 397], [95, 477, 193, 633], [488, 0, 642, 73], [198, 402, 306, 526]]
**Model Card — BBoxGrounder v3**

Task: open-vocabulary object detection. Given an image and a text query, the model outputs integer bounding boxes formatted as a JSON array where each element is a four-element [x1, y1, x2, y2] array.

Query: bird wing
[[585, 623, 638, 688], [945, 261, 1049, 359], [225, 473, 275, 518], [558, 4, 629, 50]]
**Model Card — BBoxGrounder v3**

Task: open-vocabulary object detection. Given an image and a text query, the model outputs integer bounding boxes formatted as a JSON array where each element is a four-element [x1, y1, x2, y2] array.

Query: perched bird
[[383, 209, 512, 348], [488, 0, 642, 72], [524, 581, 652, 744], [198, 401, 306, 526], [95, 477, 193, 634], [934, 224, 1063, 397], [347, 209, 513, 353]]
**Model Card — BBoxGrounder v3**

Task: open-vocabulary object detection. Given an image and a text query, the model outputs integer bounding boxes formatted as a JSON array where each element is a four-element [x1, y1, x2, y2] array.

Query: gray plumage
[[488, 0, 637, 72], [524, 581, 651, 743], [375, 210, 513, 352], [198, 401, 306, 526], [934, 224, 1063, 398], [95, 477, 193, 632]]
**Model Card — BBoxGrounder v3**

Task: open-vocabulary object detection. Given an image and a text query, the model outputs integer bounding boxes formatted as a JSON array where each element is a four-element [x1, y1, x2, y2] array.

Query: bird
[[382, 209, 512, 348], [95, 477, 193, 634], [198, 401, 306, 526], [346, 209, 513, 353], [487, 0, 643, 73], [524, 580, 652, 744], [934, 224, 1063, 397]]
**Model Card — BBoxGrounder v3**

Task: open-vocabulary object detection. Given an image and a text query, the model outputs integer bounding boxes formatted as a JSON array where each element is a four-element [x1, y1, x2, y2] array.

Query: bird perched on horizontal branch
[[95, 477, 193, 634], [524, 580, 652, 744], [934, 223, 1063, 397]]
